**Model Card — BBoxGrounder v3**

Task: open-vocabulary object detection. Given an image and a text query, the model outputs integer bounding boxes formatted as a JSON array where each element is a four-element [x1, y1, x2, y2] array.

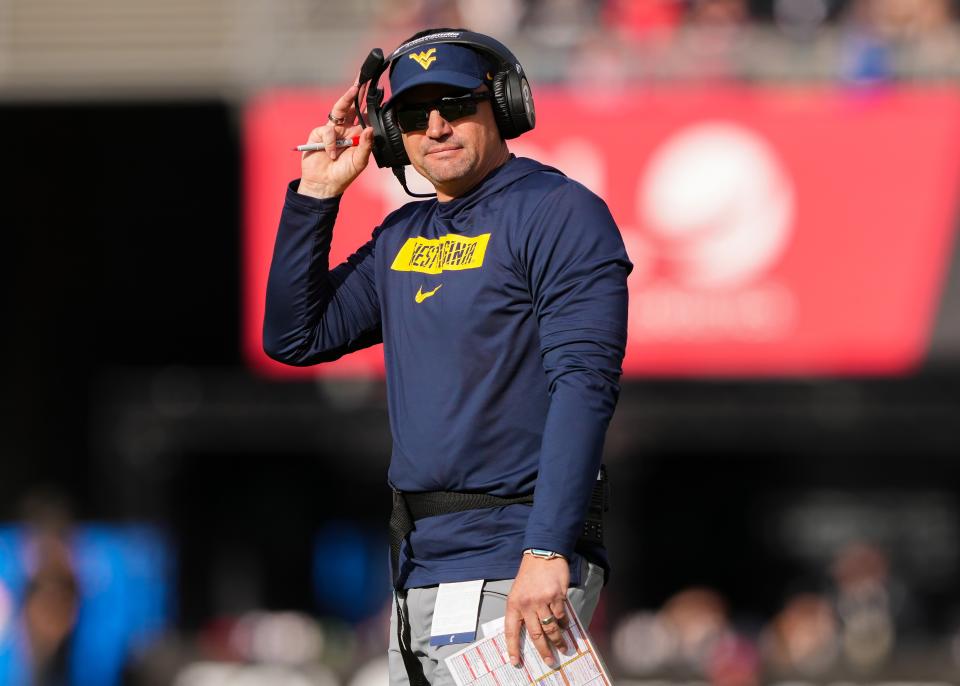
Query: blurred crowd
[[4, 494, 960, 685], [608, 541, 958, 684], [365, 0, 960, 82], [0, 494, 80, 686]]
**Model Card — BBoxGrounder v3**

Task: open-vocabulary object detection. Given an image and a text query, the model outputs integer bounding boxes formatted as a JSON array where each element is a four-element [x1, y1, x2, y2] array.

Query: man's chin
[[422, 159, 474, 185]]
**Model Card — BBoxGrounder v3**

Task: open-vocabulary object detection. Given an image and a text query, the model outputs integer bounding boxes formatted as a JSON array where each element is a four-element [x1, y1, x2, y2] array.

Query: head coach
[[263, 27, 632, 686]]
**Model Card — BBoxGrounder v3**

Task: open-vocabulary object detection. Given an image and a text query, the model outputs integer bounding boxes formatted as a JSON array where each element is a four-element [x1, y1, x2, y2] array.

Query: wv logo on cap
[[409, 48, 438, 70]]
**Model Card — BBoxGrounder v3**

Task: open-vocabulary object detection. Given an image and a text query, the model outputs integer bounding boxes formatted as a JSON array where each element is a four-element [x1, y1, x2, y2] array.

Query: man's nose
[[426, 108, 453, 137]]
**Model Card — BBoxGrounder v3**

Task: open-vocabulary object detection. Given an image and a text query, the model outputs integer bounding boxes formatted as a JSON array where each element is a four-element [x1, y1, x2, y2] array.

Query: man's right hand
[[297, 84, 375, 200]]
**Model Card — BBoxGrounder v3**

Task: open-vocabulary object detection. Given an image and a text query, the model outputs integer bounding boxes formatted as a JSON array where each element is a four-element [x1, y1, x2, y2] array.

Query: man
[[263, 28, 631, 685]]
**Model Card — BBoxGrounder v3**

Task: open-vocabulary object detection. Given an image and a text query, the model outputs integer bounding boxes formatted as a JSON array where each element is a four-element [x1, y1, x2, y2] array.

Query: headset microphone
[[355, 48, 384, 129], [359, 48, 384, 84]]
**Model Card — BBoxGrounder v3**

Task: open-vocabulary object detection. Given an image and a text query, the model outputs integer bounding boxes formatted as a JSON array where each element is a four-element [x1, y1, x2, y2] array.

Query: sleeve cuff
[[285, 179, 342, 213]]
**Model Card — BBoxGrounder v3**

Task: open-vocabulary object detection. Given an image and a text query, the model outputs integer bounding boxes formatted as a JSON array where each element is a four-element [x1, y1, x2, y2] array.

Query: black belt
[[390, 490, 535, 591]]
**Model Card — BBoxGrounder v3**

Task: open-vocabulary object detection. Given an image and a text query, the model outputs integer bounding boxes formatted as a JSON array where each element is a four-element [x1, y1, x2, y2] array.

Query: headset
[[354, 30, 536, 197]]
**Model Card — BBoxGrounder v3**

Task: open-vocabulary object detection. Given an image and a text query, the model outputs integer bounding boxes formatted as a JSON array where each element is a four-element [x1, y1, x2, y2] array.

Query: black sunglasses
[[394, 92, 492, 133]]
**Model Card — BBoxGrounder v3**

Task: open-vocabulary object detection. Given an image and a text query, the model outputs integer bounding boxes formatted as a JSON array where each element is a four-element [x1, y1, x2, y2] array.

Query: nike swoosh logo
[[414, 284, 442, 303]]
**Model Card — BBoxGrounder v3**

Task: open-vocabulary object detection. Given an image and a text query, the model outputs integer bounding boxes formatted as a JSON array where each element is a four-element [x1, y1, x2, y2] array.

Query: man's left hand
[[504, 553, 569, 668]]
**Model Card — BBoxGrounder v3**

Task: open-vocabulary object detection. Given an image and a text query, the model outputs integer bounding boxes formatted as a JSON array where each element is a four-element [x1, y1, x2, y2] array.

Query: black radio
[[582, 464, 610, 545]]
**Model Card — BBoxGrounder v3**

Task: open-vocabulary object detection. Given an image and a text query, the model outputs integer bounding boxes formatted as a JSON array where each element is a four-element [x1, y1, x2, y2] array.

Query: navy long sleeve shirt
[[264, 157, 632, 589]]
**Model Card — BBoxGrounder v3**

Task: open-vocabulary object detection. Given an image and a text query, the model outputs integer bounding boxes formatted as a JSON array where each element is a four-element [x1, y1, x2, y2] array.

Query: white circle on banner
[[639, 122, 795, 290]]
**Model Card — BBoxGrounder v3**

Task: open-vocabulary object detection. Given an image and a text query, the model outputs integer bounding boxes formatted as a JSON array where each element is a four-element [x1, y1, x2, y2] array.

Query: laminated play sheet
[[443, 599, 612, 686]]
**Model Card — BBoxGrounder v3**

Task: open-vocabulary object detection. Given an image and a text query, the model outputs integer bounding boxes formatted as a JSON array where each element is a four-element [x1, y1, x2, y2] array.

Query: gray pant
[[388, 560, 605, 686]]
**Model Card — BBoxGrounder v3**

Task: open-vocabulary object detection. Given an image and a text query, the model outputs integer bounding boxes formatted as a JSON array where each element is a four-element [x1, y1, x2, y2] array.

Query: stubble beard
[[417, 140, 479, 187]]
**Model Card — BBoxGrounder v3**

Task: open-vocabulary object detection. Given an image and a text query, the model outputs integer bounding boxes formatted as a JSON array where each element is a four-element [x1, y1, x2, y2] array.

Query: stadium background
[[2, 0, 960, 684]]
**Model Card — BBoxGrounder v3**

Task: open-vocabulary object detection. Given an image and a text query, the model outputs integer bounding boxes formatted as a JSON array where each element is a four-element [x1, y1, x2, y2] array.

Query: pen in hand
[[292, 136, 361, 152]]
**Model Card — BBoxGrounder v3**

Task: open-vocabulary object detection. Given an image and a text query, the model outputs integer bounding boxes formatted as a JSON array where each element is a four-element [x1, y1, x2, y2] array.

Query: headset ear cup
[[367, 86, 407, 169], [491, 71, 517, 139], [515, 76, 536, 133], [379, 106, 410, 168], [491, 70, 534, 140]]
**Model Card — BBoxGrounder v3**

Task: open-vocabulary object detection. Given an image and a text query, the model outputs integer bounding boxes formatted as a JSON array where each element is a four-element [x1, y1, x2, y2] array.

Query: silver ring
[[327, 112, 346, 125], [540, 615, 557, 626]]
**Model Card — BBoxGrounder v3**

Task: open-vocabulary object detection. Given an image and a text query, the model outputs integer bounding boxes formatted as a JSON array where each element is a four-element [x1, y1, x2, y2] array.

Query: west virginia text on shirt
[[390, 233, 491, 274]]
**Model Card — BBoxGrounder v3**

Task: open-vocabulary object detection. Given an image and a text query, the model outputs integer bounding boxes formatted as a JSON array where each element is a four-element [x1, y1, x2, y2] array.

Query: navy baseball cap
[[386, 42, 495, 108]]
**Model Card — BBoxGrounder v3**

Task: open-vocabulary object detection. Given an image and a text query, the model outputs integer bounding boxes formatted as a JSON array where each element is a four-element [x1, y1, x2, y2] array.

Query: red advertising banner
[[243, 87, 960, 378]]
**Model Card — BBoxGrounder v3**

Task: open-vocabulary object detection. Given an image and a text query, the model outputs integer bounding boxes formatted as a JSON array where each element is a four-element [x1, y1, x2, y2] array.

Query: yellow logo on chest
[[414, 284, 442, 303], [391, 233, 490, 274], [409, 49, 438, 70]]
